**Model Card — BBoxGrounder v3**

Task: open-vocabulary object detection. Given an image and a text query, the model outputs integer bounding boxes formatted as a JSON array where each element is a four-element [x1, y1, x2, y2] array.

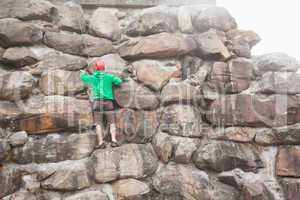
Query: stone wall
[[0, 0, 299, 200]]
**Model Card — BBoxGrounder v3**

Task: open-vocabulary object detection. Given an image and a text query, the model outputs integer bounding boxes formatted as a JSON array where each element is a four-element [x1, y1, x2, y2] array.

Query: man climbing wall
[[80, 61, 123, 148]]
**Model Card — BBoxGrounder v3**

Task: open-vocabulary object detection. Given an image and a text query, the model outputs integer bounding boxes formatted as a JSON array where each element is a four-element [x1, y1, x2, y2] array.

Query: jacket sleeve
[[111, 75, 123, 86], [80, 71, 93, 85]]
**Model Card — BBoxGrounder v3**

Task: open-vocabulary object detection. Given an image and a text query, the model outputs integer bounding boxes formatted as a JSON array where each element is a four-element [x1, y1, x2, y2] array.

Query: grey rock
[[182, 56, 204, 80], [160, 104, 210, 137], [152, 164, 213, 199], [12, 133, 96, 164], [112, 179, 151, 200], [178, 6, 194, 33], [0, 71, 35, 101], [0, 167, 21, 198], [0, 0, 55, 21], [119, 33, 196, 59], [43, 31, 113, 57], [2, 47, 39, 67], [53, 1, 85, 33], [126, 7, 178, 36], [192, 29, 231, 60], [193, 6, 237, 32], [31, 52, 87, 75], [116, 108, 159, 143], [39, 70, 84, 96], [193, 141, 263, 172], [0, 139, 10, 162], [65, 191, 108, 200], [114, 79, 160, 110], [0, 18, 43, 48], [8, 131, 28, 147], [253, 53, 300, 76], [89, 8, 121, 41], [92, 144, 158, 183]]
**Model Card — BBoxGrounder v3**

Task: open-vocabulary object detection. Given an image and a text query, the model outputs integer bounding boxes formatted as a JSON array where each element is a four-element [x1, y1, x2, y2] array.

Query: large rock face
[[91, 144, 158, 183], [0, 2, 299, 200], [119, 33, 196, 59]]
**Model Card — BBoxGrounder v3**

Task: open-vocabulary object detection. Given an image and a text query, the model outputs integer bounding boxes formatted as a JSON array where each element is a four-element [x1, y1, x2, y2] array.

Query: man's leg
[[110, 123, 117, 143], [93, 106, 105, 148], [95, 124, 104, 146]]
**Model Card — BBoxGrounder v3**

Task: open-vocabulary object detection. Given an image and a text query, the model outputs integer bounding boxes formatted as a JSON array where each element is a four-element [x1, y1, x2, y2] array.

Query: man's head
[[95, 61, 105, 71]]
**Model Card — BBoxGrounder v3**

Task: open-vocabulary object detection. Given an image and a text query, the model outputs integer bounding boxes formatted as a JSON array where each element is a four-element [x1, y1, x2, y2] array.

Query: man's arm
[[80, 70, 93, 85], [111, 74, 123, 86]]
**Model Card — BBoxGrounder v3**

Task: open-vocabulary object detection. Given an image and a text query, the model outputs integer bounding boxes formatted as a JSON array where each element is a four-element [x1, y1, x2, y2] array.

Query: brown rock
[[152, 164, 213, 199], [0, 101, 22, 121], [253, 53, 300, 76], [0, 0, 55, 21], [43, 31, 113, 57], [251, 72, 300, 95], [92, 144, 158, 183], [193, 6, 237, 33], [116, 109, 159, 143], [2, 47, 39, 67], [192, 29, 231, 60], [0, 71, 35, 101], [52, 1, 85, 33], [208, 58, 254, 94], [13, 95, 93, 134], [114, 79, 159, 110], [131, 60, 180, 91], [39, 70, 84, 96], [112, 179, 150, 200], [280, 178, 300, 200], [12, 133, 96, 164], [210, 127, 257, 143], [276, 146, 300, 177], [126, 8, 178, 36], [207, 94, 300, 127], [119, 33, 196, 59], [41, 165, 92, 191], [65, 191, 108, 200], [0, 18, 43, 48], [160, 104, 210, 137], [89, 8, 121, 41], [160, 81, 201, 105], [227, 29, 261, 58], [0, 139, 10, 162], [193, 141, 263, 172], [153, 132, 199, 164], [255, 124, 300, 145], [32, 52, 87, 75]]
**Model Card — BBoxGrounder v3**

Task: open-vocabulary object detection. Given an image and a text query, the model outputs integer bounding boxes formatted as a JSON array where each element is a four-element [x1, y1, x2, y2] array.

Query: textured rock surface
[[12, 133, 96, 164], [0, 71, 35, 101], [193, 141, 263, 172], [92, 144, 158, 183], [0, 18, 43, 48], [0, 2, 299, 199], [119, 33, 196, 59], [89, 8, 121, 41], [44, 31, 113, 57], [0, 0, 55, 21], [114, 79, 160, 110], [126, 8, 178, 36]]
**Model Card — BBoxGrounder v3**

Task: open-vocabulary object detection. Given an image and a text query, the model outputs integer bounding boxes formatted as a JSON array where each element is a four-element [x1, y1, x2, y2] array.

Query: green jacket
[[80, 71, 123, 100]]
